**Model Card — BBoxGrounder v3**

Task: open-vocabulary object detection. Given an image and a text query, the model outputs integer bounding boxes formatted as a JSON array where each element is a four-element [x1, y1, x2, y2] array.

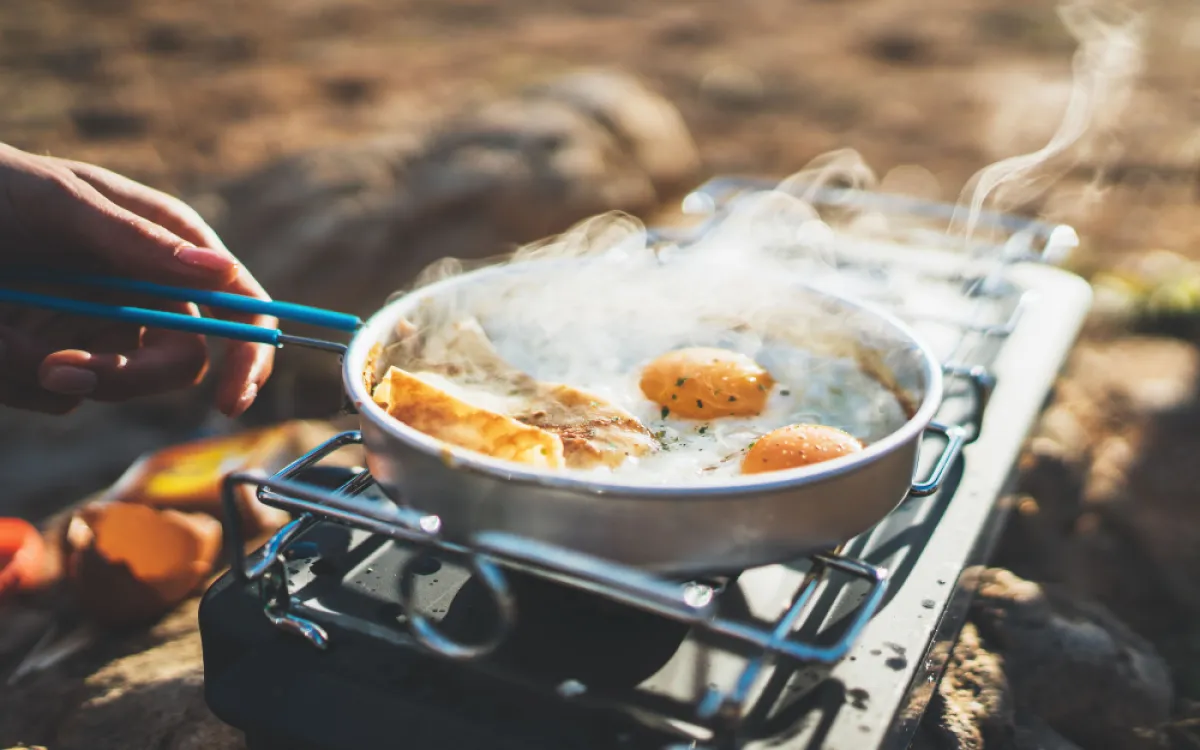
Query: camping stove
[[199, 178, 1093, 750]]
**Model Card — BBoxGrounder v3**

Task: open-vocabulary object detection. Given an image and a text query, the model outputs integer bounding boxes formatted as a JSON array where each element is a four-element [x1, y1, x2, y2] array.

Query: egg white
[[434, 342, 908, 485]]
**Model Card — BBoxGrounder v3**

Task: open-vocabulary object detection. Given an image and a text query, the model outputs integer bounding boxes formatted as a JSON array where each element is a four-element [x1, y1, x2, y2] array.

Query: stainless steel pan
[[347, 261, 966, 574], [1, 263, 969, 575]]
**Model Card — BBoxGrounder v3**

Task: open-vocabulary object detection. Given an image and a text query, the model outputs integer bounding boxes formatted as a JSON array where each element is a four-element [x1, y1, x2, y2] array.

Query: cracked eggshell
[[65, 502, 222, 627]]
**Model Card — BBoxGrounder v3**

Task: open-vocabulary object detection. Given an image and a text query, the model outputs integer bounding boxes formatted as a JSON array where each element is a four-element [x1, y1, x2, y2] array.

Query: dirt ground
[[3, 0, 1200, 747]]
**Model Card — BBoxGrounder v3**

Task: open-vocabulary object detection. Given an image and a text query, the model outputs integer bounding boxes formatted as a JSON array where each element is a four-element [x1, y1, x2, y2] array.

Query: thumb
[[28, 169, 239, 288]]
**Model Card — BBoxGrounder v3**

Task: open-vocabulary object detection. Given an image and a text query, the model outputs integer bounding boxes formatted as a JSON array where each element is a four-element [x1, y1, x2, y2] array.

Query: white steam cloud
[[952, 0, 1145, 245], [376, 0, 1147, 484]]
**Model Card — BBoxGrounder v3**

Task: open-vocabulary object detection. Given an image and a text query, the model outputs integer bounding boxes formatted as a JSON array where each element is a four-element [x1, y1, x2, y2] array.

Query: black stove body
[[199, 179, 1093, 750]]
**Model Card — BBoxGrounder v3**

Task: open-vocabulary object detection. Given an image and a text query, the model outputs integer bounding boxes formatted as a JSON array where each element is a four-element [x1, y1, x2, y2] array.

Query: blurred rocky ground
[[914, 322, 1200, 749], [2, 0, 1200, 746]]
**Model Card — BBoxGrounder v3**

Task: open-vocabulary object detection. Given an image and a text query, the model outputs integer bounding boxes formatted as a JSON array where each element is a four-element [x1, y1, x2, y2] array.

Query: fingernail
[[42, 366, 98, 395], [176, 245, 237, 275], [235, 383, 258, 415]]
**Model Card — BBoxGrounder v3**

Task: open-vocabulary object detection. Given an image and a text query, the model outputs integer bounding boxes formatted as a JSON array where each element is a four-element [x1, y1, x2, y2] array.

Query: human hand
[[0, 143, 275, 417]]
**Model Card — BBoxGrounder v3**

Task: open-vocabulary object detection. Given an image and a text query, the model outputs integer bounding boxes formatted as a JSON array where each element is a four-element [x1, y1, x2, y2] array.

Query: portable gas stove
[[199, 177, 1093, 750]]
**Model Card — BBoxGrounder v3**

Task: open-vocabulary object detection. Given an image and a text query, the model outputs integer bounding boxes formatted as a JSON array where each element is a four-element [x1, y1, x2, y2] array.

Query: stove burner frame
[[202, 177, 1092, 749], [224, 432, 887, 730]]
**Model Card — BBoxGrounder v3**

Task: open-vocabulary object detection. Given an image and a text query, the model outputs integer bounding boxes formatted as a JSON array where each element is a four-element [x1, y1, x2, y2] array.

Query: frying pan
[[0, 266, 966, 575]]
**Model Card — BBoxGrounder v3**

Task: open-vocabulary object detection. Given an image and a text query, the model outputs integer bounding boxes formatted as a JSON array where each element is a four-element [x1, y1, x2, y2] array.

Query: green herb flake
[[696, 399, 704, 409], [698, 426, 708, 434], [728, 395, 737, 402], [676, 377, 688, 387], [780, 389, 791, 396], [661, 406, 670, 419], [671, 394, 677, 400]]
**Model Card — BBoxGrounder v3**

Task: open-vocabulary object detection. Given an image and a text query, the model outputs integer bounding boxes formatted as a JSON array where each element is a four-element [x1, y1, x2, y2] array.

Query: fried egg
[[741, 424, 864, 475], [639, 347, 775, 419], [375, 318, 908, 484], [371, 320, 658, 471]]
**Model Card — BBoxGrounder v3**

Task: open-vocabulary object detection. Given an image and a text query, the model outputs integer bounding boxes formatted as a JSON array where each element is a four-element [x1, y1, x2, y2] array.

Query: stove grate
[[222, 432, 893, 740], [209, 178, 1079, 747]]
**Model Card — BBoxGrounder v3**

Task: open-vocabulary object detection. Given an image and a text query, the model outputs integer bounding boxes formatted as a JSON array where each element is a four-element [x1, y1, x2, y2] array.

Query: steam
[[389, 207, 922, 484], [375, 0, 1148, 483], [952, 0, 1145, 245]]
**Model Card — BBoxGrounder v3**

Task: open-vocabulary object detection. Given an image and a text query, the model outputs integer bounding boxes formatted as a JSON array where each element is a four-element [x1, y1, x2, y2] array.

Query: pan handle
[[0, 272, 361, 354], [909, 422, 967, 497], [943, 364, 996, 444]]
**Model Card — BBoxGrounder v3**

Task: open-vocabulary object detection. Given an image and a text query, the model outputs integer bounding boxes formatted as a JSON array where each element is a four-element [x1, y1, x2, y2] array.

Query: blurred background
[[2, 0, 1200, 747]]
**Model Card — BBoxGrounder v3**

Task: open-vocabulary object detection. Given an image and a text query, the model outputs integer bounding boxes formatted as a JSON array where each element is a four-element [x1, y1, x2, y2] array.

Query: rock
[[1068, 338, 1198, 417], [1014, 436, 1086, 532], [654, 9, 721, 47], [1081, 434, 1137, 505], [699, 64, 766, 110], [70, 107, 151, 140], [530, 70, 701, 197], [1034, 405, 1091, 464], [53, 627, 240, 750], [0, 602, 243, 750], [1010, 712, 1082, 750], [210, 70, 699, 322], [923, 622, 1016, 749], [993, 492, 1068, 585], [1008, 419, 1119, 588], [864, 29, 933, 65], [970, 569, 1173, 750]]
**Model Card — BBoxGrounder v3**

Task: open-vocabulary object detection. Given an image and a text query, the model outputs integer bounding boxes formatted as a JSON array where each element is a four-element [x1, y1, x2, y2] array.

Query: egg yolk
[[639, 347, 775, 420], [741, 424, 863, 475]]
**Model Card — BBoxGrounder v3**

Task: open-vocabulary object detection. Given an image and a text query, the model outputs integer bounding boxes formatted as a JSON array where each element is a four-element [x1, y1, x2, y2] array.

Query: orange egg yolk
[[640, 347, 775, 419], [741, 424, 864, 475]]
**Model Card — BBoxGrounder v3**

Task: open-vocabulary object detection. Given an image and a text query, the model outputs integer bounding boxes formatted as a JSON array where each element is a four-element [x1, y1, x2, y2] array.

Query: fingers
[[66, 160, 277, 415], [212, 269, 276, 418], [37, 305, 210, 403], [38, 346, 207, 403], [0, 304, 210, 404], [2, 151, 237, 287], [216, 331, 274, 418], [0, 147, 276, 415], [63, 160, 229, 252]]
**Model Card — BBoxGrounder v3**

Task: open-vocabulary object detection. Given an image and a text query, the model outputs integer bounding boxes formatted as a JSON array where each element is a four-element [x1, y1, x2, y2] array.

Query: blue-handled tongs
[[0, 271, 363, 353]]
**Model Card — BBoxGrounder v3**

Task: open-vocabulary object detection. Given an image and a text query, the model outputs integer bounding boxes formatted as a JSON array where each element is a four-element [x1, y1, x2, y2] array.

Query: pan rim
[[343, 260, 944, 499]]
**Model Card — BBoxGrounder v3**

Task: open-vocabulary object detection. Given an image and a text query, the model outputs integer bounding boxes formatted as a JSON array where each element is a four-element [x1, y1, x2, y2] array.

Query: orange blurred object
[[0, 518, 47, 600], [103, 425, 306, 535], [65, 502, 223, 626]]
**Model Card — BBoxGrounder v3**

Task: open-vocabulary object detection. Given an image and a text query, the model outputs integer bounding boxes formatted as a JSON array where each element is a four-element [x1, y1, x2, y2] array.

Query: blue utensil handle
[[0, 288, 283, 346], [10, 271, 363, 332]]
